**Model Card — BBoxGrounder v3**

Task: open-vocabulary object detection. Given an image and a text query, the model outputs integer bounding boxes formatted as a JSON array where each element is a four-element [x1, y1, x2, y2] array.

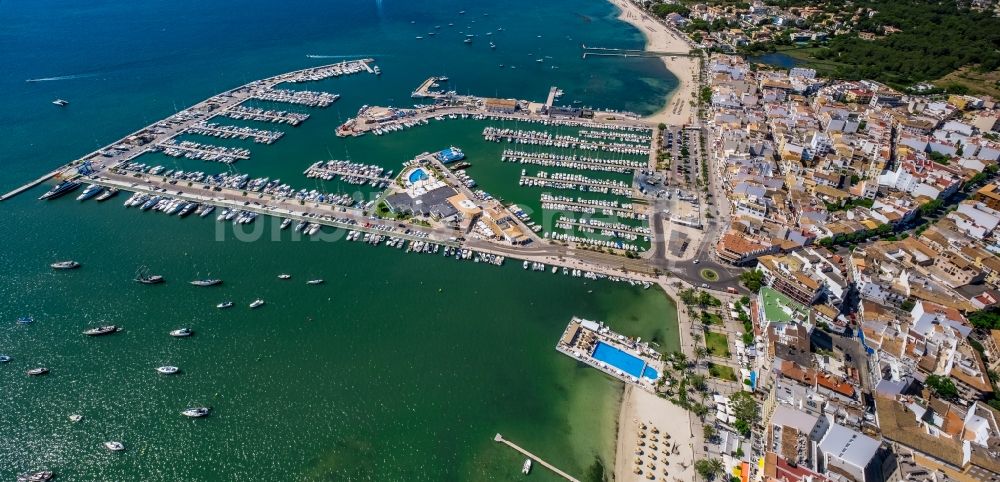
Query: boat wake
[[25, 73, 97, 83], [306, 54, 383, 59]]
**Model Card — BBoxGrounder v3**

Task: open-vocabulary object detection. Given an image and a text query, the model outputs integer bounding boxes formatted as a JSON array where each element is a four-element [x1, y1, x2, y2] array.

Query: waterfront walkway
[[494, 433, 580, 482]]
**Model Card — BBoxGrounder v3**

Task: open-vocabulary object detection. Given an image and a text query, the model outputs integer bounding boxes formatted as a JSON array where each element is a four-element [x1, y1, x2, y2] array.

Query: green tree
[[739, 270, 765, 293], [926, 374, 958, 399], [704, 424, 717, 441], [694, 458, 724, 480]]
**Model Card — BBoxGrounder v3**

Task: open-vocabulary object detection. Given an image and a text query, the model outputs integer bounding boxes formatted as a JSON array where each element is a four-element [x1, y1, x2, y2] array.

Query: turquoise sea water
[[0, 0, 680, 480]]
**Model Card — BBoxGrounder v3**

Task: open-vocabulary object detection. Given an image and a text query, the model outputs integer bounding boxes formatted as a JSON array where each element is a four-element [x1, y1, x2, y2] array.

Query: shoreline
[[608, 0, 698, 126]]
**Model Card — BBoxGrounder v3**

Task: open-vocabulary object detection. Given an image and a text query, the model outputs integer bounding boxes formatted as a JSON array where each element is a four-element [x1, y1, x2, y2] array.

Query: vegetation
[[825, 197, 874, 212], [728, 391, 759, 437], [970, 307, 1000, 330], [694, 458, 724, 480], [708, 362, 738, 381], [705, 331, 731, 357], [739, 270, 764, 293], [784, 0, 1000, 88], [584, 457, 608, 482], [925, 374, 959, 400]]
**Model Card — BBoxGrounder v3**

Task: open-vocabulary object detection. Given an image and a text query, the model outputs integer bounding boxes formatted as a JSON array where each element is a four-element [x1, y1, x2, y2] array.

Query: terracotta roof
[[817, 372, 856, 398]]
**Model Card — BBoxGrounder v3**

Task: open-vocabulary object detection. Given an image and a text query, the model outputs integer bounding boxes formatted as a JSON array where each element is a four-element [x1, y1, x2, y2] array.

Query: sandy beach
[[614, 385, 696, 482], [609, 0, 699, 126]]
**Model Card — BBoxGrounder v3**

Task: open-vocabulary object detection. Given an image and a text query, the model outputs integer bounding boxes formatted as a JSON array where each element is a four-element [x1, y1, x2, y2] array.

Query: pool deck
[[555, 317, 662, 392]]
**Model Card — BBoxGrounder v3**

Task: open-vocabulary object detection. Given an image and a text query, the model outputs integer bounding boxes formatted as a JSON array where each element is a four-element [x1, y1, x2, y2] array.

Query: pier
[[156, 140, 251, 162], [501, 151, 643, 173], [250, 89, 339, 107], [222, 106, 310, 125], [555, 218, 651, 237], [520, 174, 631, 191], [411, 76, 446, 98], [0, 169, 65, 202], [493, 433, 580, 482], [545, 86, 559, 109], [303, 160, 393, 186], [580, 44, 696, 58], [541, 196, 643, 218], [185, 122, 284, 144]]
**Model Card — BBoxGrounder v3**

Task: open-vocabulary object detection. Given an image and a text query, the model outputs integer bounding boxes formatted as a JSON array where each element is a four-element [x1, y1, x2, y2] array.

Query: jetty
[[580, 44, 696, 58], [493, 433, 580, 482], [0, 168, 65, 202]]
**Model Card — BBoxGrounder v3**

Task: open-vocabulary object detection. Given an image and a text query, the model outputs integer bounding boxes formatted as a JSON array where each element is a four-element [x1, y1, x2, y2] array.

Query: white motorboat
[[68, 414, 83, 422], [277, 274, 291, 280], [217, 301, 234, 309], [522, 459, 532, 475], [249, 299, 265, 309], [169, 328, 193, 337], [156, 366, 179, 375], [306, 279, 324, 285], [181, 407, 210, 418], [104, 441, 125, 452]]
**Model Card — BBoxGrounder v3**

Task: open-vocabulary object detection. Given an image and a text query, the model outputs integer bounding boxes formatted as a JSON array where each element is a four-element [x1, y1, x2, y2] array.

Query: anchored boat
[[189, 279, 222, 287], [181, 407, 210, 418], [82, 325, 120, 336], [50, 260, 80, 270]]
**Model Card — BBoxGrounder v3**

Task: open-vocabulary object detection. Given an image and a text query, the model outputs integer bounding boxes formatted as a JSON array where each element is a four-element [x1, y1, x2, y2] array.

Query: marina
[[0, 2, 687, 476]]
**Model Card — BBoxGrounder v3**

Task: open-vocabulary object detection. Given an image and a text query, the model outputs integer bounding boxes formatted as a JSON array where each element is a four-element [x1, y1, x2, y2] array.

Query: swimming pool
[[408, 168, 428, 184], [591, 341, 658, 380]]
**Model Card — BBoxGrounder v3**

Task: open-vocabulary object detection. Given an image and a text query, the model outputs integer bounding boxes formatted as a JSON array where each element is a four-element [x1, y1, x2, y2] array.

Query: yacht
[[103, 441, 125, 452], [26, 367, 49, 376], [306, 279, 324, 285], [169, 328, 193, 337], [373, 66, 382, 75], [75, 184, 104, 201], [182, 407, 211, 418], [0, 355, 12, 363], [216, 208, 230, 222], [38, 180, 81, 200], [277, 274, 291, 280], [189, 279, 222, 287], [178, 202, 199, 217], [68, 414, 83, 422], [17, 316, 34, 324], [199, 205, 215, 217], [52, 99, 69, 106], [51, 260, 81, 270], [464, 37, 473, 44], [156, 366, 179, 375], [249, 299, 265, 309], [17, 471, 54, 482], [216, 301, 234, 309], [95, 187, 119, 201], [522, 459, 532, 475], [135, 267, 165, 284], [82, 325, 119, 336], [280, 218, 292, 230]]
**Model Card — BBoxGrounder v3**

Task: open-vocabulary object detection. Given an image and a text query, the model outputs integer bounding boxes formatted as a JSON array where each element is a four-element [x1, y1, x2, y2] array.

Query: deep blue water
[[0, 0, 675, 190]]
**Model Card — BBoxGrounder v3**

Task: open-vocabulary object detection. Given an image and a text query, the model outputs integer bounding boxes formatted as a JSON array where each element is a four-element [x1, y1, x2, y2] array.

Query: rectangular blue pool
[[591, 341, 658, 380]]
